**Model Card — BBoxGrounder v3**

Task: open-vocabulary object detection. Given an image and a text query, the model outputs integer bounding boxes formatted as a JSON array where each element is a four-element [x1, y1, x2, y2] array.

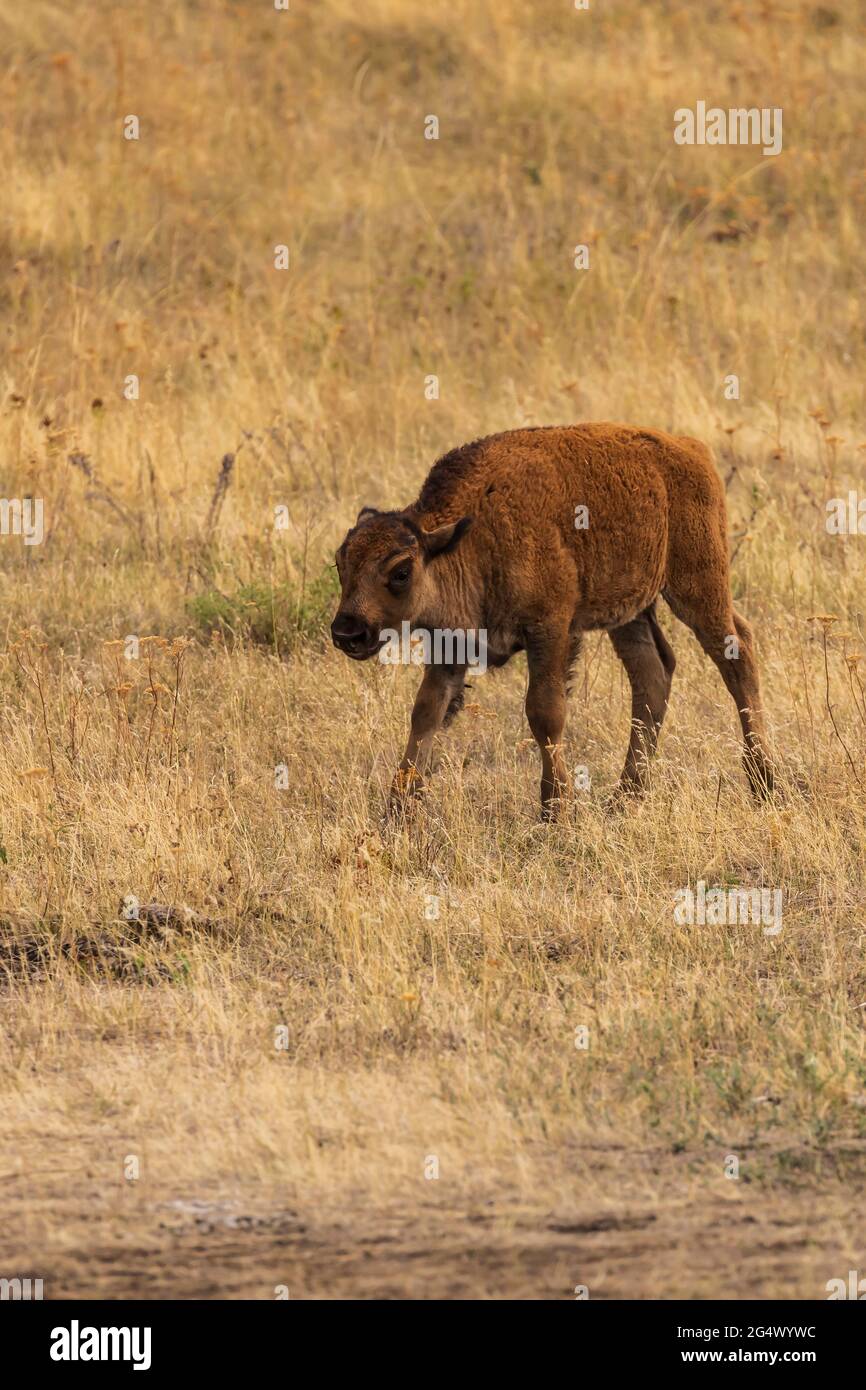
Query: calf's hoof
[[540, 795, 567, 823], [386, 766, 426, 822], [745, 759, 777, 803], [606, 776, 648, 813]]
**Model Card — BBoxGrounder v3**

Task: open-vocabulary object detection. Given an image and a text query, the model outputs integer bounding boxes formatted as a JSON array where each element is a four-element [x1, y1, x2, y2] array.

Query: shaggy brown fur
[[332, 423, 775, 818]]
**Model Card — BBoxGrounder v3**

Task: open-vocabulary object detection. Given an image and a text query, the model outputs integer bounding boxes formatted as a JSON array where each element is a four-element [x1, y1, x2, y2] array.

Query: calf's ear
[[421, 515, 473, 558], [355, 506, 379, 524]]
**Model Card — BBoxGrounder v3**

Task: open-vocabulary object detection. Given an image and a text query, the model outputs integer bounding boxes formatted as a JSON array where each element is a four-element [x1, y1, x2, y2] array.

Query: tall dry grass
[[1, 0, 865, 1297]]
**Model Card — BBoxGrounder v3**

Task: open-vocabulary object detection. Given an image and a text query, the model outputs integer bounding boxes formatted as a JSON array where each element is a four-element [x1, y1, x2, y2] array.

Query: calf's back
[[407, 423, 726, 632]]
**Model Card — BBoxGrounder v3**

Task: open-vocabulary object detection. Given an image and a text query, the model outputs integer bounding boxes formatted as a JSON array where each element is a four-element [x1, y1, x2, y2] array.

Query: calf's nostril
[[332, 613, 370, 647]]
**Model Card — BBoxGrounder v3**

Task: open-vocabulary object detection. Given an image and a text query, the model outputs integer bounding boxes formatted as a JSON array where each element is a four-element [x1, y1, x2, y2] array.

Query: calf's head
[[331, 507, 472, 660]]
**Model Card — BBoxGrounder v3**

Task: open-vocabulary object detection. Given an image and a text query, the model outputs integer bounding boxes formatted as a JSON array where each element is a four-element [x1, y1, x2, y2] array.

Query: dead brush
[[100, 636, 193, 780]]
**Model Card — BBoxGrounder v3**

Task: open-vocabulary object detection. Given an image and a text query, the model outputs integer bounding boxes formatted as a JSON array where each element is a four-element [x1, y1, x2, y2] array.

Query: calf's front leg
[[389, 663, 466, 816], [525, 630, 570, 821]]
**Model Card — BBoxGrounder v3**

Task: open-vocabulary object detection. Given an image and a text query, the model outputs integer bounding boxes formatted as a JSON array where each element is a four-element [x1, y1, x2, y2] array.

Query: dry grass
[[1, 0, 866, 1298]]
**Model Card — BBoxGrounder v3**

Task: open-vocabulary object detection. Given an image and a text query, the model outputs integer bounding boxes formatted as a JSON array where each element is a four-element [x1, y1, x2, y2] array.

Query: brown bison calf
[[332, 423, 774, 818]]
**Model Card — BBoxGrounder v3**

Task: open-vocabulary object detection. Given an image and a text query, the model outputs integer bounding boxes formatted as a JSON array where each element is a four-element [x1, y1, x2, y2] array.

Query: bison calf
[[332, 423, 774, 819]]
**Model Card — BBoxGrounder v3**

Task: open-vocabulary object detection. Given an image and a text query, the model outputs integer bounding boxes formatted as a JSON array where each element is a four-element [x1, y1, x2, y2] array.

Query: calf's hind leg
[[663, 586, 774, 799], [609, 602, 676, 795]]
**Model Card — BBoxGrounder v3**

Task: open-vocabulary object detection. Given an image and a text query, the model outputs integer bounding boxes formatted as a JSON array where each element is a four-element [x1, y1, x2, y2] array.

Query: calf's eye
[[388, 565, 411, 591]]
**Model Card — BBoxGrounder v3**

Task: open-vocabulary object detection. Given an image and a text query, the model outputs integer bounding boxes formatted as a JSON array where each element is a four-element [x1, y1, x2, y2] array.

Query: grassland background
[[1, 0, 866, 1298]]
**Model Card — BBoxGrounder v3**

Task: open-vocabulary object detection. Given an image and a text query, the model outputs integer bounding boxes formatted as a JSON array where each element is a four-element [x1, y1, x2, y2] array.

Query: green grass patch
[[187, 566, 340, 654]]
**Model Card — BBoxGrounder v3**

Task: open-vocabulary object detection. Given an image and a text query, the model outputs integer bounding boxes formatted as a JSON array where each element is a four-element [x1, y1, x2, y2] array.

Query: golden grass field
[[1, 0, 866, 1299]]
